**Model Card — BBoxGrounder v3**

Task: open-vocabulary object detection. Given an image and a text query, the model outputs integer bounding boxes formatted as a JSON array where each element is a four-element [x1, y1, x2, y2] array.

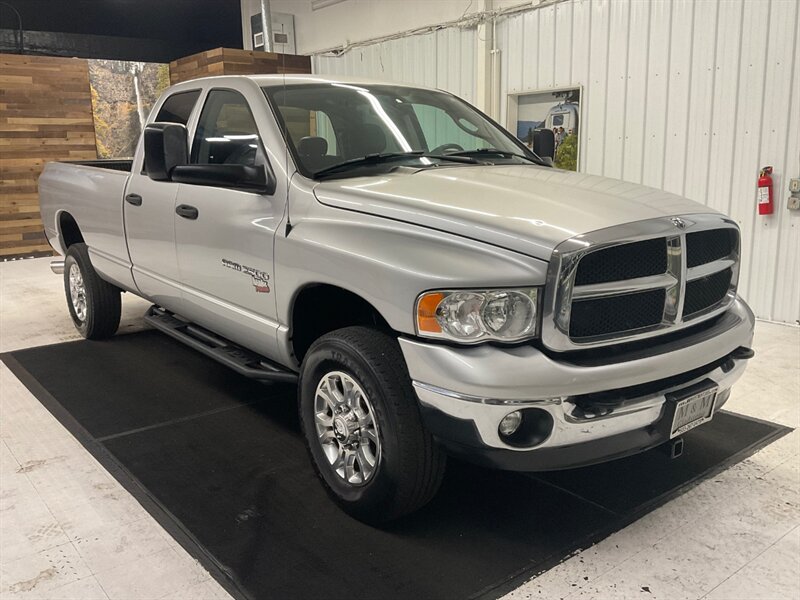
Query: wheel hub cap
[[68, 263, 87, 322], [314, 371, 380, 486], [332, 413, 356, 442]]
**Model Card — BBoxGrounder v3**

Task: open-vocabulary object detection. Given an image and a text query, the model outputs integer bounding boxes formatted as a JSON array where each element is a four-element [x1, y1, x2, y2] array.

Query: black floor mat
[[2, 331, 789, 600]]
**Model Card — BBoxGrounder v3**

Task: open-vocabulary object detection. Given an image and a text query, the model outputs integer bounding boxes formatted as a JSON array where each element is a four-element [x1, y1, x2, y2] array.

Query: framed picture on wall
[[506, 87, 582, 171]]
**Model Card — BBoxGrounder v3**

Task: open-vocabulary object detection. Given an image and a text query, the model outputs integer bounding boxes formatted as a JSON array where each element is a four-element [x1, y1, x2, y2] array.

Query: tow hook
[[731, 347, 755, 360], [659, 437, 684, 459]]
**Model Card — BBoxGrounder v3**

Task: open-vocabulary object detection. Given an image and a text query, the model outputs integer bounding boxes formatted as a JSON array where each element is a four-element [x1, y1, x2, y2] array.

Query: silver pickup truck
[[39, 75, 755, 523]]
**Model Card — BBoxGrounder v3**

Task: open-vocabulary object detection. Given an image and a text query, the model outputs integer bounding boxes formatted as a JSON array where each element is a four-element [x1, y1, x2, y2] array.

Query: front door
[[174, 86, 286, 358], [124, 89, 201, 311]]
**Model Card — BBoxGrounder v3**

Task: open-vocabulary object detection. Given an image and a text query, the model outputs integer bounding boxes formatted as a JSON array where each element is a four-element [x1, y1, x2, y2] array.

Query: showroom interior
[[0, 0, 798, 598]]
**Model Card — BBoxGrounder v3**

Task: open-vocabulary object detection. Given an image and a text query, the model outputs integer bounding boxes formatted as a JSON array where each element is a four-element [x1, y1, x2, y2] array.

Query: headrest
[[351, 123, 386, 156], [298, 136, 328, 157]]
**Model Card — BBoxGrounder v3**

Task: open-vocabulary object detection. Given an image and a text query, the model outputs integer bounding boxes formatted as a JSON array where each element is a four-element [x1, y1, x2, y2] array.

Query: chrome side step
[[144, 306, 298, 383], [50, 260, 65, 274]]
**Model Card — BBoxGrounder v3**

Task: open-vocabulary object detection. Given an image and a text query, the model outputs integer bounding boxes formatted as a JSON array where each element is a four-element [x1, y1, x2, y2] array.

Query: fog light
[[498, 408, 555, 448], [499, 411, 523, 436]]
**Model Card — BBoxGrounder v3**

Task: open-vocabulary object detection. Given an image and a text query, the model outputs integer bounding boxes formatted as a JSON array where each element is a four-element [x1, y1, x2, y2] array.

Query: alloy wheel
[[313, 370, 380, 486], [68, 263, 87, 322]]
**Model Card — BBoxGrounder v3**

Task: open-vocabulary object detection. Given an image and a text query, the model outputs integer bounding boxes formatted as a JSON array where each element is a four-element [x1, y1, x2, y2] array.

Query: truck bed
[[38, 159, 135, 292], [64, 159, 133, 172]]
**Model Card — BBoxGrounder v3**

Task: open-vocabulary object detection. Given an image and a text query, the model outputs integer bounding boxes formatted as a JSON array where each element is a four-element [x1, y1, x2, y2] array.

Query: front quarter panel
[[274, 185, 548, 365]]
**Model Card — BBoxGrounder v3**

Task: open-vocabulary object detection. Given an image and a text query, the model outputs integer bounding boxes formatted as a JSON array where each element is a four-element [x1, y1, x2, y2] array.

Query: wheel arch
[[289, 283, 393, 363], [57, 211, 84, 250]]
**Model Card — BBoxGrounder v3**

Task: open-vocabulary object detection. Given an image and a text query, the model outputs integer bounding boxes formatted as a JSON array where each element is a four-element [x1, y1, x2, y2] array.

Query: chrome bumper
[[400, 296, 755, 452]]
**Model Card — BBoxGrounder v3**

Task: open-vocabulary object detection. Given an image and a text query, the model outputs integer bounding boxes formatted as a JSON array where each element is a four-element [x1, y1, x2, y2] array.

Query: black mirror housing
[[533, 128, 556, 161], [170, 164, 277, 195], [145, 122, 188, 181]]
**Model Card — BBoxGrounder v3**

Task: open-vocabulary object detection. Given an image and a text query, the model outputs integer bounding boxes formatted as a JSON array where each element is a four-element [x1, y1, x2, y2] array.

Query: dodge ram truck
[[38, 75, 755, 523]]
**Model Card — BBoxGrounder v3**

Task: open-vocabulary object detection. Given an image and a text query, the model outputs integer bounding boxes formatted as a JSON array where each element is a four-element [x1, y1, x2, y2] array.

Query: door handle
[[125, 193, 143, 206], [176, 204, 199, 220]]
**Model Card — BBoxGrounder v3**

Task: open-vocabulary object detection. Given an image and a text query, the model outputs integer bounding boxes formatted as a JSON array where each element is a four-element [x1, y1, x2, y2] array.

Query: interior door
[[173, 87, 285, 358], [124, 89, 201, 311]]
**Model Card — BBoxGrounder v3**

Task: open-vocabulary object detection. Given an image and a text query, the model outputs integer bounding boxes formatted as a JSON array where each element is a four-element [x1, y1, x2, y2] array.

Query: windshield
[[262, 83, 538, 179]]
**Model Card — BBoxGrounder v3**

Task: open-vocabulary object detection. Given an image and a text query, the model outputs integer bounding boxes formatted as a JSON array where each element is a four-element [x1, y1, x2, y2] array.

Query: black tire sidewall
[[299, 336, 407, 516], [63, 243, 120, 339], [63, 249, 91, 337]]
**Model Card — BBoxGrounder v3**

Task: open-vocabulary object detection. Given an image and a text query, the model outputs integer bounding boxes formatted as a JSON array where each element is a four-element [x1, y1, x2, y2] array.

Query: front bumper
[[399, 296, 755, 471]]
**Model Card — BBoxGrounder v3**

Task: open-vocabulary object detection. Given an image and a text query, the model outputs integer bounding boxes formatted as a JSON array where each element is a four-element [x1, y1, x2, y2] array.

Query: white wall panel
[[537, 4, 557, 88], [553, 1, 574, 90], [569, 0, 592, 170], [662, 0, 694, 195], [748, 0, 799, 321], [641, 0, 671, 189], [313, 27, 476, 102], [604, 0, 631, 180], [729, 0, 770, 299], [621, 0, 650, 183], [311, 0, 799, 324], [773, 27, 800, 322], [707, 0, 743, 216], [682, 0, 718, 204], [584, 0, 610, 175]]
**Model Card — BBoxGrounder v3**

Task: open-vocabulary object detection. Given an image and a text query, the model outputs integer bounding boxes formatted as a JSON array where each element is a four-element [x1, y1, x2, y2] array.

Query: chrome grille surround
[[541, 214, 740, 352]]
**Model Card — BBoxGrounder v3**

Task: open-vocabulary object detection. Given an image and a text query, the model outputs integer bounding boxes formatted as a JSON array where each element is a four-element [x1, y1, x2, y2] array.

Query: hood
[[313, 165, 714, 261]]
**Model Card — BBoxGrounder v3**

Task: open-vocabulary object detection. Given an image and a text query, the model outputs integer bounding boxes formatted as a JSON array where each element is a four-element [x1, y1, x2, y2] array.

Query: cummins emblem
[[671, 217, 687, 229]]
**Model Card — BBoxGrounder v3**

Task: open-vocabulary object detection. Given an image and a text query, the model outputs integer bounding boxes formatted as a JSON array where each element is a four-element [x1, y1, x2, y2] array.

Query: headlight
[[416, 288, 540, 343]]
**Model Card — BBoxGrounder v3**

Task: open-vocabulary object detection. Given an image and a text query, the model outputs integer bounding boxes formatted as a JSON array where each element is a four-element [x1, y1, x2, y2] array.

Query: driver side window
[[192, 89, 265, 167]]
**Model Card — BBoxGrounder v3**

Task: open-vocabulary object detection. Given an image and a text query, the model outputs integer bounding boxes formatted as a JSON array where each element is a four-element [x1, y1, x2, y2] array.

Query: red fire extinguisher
[[758, 166, 774, 215]]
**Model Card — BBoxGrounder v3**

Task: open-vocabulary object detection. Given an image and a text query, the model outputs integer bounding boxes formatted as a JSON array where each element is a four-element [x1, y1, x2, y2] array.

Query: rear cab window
[[155, 90, 201, 125], [141, 90, 201, 174]]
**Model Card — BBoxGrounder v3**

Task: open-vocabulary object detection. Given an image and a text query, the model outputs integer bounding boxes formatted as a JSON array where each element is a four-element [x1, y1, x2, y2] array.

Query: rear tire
[[63, 243, 121, 340], [299, 326, 446, 523]]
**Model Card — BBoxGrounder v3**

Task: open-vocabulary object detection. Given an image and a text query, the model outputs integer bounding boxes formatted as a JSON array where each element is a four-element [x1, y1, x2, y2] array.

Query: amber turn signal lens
[[417, 292, 445, 333]]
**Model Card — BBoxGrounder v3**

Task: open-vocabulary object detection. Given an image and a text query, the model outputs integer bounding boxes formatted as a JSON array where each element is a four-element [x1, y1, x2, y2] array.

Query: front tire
[[63, 243, 121, 340], [299, 326, 446, 523]]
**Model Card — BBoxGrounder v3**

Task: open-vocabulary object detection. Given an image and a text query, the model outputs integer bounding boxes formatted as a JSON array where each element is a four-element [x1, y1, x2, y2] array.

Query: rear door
[[125, 89, 201, 310], [173, 83, 287, 358]]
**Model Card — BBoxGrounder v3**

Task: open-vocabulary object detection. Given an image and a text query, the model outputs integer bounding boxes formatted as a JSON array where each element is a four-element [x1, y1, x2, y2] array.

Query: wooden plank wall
[[0, 54, 97, 259], [170, 47, 311, 84], [0, 48, 310, 260]]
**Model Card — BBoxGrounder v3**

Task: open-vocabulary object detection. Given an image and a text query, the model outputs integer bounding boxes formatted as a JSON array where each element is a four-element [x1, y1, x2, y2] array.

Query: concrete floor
[[0, 257, 798, 600]]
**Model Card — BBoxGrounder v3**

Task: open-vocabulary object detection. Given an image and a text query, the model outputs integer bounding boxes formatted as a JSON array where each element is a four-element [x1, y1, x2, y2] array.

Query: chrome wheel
[[314, 371, 380, 486], [68, 263, 87, 322]]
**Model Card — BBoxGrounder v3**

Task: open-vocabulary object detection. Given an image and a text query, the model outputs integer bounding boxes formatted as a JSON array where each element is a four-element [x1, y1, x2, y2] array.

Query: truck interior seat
[[349, 123, 386, 157], [297, 136, 339, 171]]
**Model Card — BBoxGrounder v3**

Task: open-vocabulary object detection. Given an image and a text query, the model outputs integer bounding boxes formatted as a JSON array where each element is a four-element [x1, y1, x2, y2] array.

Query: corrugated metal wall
[[312, 0, 800, 325], [313, 26, 477, 103]]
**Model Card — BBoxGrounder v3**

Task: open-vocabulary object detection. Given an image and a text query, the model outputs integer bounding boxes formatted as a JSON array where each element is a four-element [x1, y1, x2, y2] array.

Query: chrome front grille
[[569, 288, 666, 338], [574, 237, 667, 285], [541, 215, 740, 351]]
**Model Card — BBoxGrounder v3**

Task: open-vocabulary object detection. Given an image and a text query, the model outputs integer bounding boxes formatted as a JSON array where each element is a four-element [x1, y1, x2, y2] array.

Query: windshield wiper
[[446, 148, 546, 166], [313, 151, 483, 178]]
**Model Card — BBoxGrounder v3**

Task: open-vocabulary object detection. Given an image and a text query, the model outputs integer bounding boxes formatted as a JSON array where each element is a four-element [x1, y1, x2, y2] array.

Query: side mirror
[[533, 128, 555, 163], [144, 122, 188, 181], [170, 164, 277, 195]]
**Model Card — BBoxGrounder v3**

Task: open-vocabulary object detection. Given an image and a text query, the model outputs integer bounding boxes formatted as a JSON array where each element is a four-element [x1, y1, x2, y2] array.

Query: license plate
[[670, 388, 717, 438]]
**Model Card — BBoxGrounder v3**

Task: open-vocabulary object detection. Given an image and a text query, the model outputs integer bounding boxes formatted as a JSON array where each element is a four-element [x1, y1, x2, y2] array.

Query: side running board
[[144, 306, 298, 383]]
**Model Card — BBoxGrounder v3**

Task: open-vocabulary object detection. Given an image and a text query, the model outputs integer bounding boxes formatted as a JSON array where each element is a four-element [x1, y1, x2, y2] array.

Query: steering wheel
[[430, 143, 464, 155]]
